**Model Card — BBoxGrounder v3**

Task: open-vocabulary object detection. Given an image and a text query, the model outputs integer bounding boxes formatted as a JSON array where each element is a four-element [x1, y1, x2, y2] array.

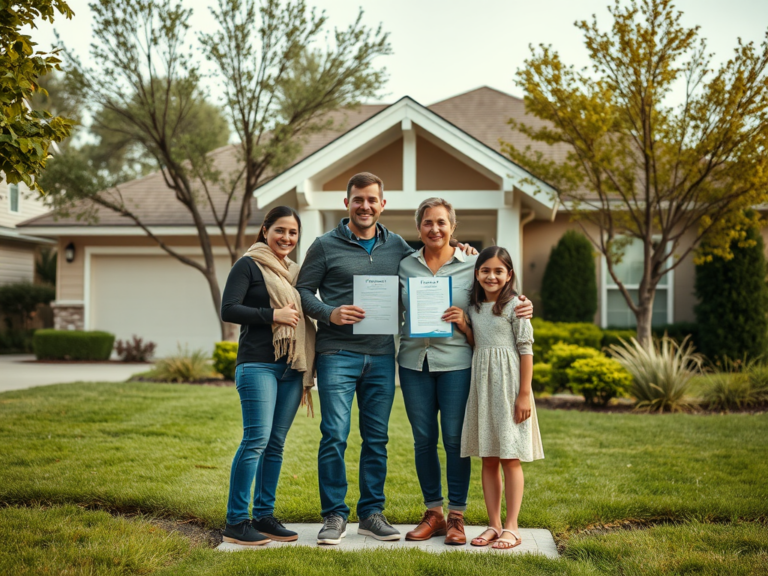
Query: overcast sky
[[29, 0, 768, 106]]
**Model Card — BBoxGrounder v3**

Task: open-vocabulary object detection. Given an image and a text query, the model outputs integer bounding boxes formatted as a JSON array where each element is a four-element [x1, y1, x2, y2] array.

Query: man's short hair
[[347, 172, 383, 199]]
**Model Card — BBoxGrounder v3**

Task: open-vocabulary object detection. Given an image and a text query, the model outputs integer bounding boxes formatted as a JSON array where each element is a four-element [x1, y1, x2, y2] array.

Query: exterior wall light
[[65, 242, 75, 263]]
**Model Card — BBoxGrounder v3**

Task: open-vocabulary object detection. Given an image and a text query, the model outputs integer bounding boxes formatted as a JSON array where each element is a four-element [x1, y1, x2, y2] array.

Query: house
[[0, 179, 55, 287], [17, 87, 708, 355]]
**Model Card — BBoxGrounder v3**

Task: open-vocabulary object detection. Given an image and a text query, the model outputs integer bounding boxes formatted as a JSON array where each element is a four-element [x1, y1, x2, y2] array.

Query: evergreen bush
[[213, 342, 238, 380], [541, 230, 598, 322], [695, 225, 768, 361], [532, 318, 603, 359], [567, 356, 632, 406], [33, 330, 115, 361], [532, 363, 553, 393], [601, 329, 637, 349], [547, 343, 601, 392]]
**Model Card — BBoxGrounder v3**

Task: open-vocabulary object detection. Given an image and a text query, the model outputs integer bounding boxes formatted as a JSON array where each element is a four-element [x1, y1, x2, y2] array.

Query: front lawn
[[1, 382, 766, 575]]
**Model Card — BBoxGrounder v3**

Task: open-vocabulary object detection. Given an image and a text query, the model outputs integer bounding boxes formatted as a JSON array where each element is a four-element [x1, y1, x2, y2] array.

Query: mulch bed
[[24, 359, 151, 364], [129, 376, 235, 387], [536, 395, 768, 415]]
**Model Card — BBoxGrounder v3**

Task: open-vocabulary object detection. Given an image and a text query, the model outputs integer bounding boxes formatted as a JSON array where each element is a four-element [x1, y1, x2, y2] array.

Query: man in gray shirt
[[297, 172, 410, 544]]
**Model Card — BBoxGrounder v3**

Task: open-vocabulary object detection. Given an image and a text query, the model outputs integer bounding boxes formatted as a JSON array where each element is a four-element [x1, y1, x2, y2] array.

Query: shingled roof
[[20, 87, 564, 229]]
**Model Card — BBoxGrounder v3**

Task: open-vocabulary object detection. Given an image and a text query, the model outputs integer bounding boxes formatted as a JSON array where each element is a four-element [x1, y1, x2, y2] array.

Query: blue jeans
[[316, 350, 395, 520], [226, 359, 303, 524], [398, 360, 472, 511]]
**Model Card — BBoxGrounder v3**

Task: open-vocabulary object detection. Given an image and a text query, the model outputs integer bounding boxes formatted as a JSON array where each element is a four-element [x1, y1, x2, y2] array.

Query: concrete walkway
[[217, 524, 558, 558], [0, 355, 149, 393]]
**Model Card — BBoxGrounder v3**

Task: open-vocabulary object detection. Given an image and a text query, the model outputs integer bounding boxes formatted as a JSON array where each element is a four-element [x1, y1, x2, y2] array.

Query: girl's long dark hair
[[255, 206, 302, 244], [470, 246, 518, 316]]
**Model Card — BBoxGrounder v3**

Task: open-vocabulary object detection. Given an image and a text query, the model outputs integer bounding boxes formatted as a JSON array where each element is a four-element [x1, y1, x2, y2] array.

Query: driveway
[[0, 355, 150, 393]]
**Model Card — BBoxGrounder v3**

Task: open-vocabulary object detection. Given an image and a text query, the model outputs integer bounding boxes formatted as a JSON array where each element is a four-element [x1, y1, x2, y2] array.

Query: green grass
[[0, 505, 190, 576], [1, 382, 767, 575]]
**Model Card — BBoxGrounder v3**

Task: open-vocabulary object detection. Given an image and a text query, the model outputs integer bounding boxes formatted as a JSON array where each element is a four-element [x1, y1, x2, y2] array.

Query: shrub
[[114, 335, 157, 362], [541, 230, 598, 322], [608, 335, 703, 412], [213, 341, 238, 380], [652, 322, 700, 350], [33, 330, 115, 361], [695, 224, 768, 361], [700, 358, 768, 411], [601, 329, 636, 349], [548, 343, 601, 392], [532, 363, 553, 393], [151, 347, 214, 383], [531, 318, 603, 359], [567, 356, 632, 406], [0, 282, 55, 329], [0, 329, 36, 353]]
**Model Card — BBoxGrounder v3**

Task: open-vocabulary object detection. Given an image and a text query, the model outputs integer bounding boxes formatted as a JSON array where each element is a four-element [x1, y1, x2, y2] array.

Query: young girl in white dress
[[460, 246, 544, 550]]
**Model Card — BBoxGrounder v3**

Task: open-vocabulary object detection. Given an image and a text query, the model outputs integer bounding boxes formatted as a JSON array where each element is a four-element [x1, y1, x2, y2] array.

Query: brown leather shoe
[[405, 510, 447, 541], [444, 511, 466, 545]]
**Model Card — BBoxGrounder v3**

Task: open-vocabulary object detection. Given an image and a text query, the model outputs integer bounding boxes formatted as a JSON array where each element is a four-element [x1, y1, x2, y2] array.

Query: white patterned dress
[[460, 298, 544, 461]]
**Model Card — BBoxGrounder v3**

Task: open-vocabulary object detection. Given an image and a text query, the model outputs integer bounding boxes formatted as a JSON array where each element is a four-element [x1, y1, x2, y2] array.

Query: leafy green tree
[[42, 0, 390, 339], [695, 225, 768, 361], [541, 230, 598, 322], [199, 0, 391, 255], [1, 0, 75, 192], [502, 0, 768, 345]]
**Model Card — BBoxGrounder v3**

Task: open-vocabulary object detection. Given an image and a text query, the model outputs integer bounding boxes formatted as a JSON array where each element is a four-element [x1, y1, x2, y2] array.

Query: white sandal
[[471, 526, 500, 547], [492, 529, 522, 550]]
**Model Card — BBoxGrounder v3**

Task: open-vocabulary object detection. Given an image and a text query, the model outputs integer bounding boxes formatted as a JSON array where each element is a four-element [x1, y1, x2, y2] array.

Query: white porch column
[[402, 118, 416, 193], [298, 207, 323, 264], [496, 194, 522, 289]]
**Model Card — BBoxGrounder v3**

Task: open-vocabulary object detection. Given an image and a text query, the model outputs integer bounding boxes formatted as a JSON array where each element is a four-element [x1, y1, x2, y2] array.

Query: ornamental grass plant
[[701, 357, 768, 411], [607, 334, 703, 412], [150, 346, 215, 383]]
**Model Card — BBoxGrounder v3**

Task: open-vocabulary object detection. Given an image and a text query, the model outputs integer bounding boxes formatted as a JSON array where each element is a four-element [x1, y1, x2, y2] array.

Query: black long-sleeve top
[[221, 257, 280, 365]]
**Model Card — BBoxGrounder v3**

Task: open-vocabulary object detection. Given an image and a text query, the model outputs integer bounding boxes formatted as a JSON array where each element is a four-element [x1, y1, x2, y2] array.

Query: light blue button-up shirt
[[397, 247, 477, 371]]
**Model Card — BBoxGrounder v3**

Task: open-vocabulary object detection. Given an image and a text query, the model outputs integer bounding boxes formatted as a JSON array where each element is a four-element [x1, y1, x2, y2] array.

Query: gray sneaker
[[358, 513, 401, 541], [317, 513, 347, 545]]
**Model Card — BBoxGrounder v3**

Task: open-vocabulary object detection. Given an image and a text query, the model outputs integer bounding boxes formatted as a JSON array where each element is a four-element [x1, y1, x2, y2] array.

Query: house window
[[601, 238, 674, 328], [9, 183, 19, 213]]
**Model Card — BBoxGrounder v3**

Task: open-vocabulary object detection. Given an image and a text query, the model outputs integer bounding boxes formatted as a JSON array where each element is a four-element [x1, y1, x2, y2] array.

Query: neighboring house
[[17, 87, 719, 354], [0, 179, 55, 286]]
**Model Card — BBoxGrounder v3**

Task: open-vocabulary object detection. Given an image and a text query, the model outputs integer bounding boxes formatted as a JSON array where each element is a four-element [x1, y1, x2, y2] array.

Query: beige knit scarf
[[244, 242, 316, 416]]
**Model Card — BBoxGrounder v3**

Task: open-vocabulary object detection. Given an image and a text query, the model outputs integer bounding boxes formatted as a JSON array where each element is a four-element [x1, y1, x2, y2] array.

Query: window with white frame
[[9, 183, 19, 213], [601, 238, 674, 328]]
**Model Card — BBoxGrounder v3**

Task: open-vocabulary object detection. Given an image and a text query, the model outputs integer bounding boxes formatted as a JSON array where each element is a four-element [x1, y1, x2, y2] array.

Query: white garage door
[[89, 254, 232, 357]]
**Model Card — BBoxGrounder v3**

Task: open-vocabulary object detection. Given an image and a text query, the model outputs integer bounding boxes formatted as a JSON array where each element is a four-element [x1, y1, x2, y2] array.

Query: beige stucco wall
[[520, 214, 727, 325], [323, 138, 404, 191], [416, 137, 498, 191]]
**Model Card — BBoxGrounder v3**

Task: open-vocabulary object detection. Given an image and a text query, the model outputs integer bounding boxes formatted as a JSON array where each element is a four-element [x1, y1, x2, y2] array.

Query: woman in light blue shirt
[[398, 198, 532, 545]]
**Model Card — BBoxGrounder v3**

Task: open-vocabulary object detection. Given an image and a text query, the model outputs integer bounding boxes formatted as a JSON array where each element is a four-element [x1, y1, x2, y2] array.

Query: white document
[[408, 277, 453, 338], [352, 275, 399, 335]]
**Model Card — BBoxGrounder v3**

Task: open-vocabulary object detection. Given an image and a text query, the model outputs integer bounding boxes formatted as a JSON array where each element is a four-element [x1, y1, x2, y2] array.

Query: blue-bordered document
[[408, 277, 453, 338]]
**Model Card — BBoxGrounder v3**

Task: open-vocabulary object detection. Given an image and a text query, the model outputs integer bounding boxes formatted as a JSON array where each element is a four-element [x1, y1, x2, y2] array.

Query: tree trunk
[[635, 302, 654, 347]]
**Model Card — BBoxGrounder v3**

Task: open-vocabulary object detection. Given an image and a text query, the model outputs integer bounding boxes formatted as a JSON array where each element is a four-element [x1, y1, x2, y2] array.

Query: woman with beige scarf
[[220, 206, 316, 547]]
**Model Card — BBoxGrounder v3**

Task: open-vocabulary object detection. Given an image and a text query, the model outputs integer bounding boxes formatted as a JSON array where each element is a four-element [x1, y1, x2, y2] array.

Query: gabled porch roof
[[253, 96, 558, 220]]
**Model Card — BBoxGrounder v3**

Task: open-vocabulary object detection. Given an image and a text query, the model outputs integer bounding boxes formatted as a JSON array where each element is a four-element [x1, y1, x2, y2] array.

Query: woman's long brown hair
[[470, 246, 518, 316]]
